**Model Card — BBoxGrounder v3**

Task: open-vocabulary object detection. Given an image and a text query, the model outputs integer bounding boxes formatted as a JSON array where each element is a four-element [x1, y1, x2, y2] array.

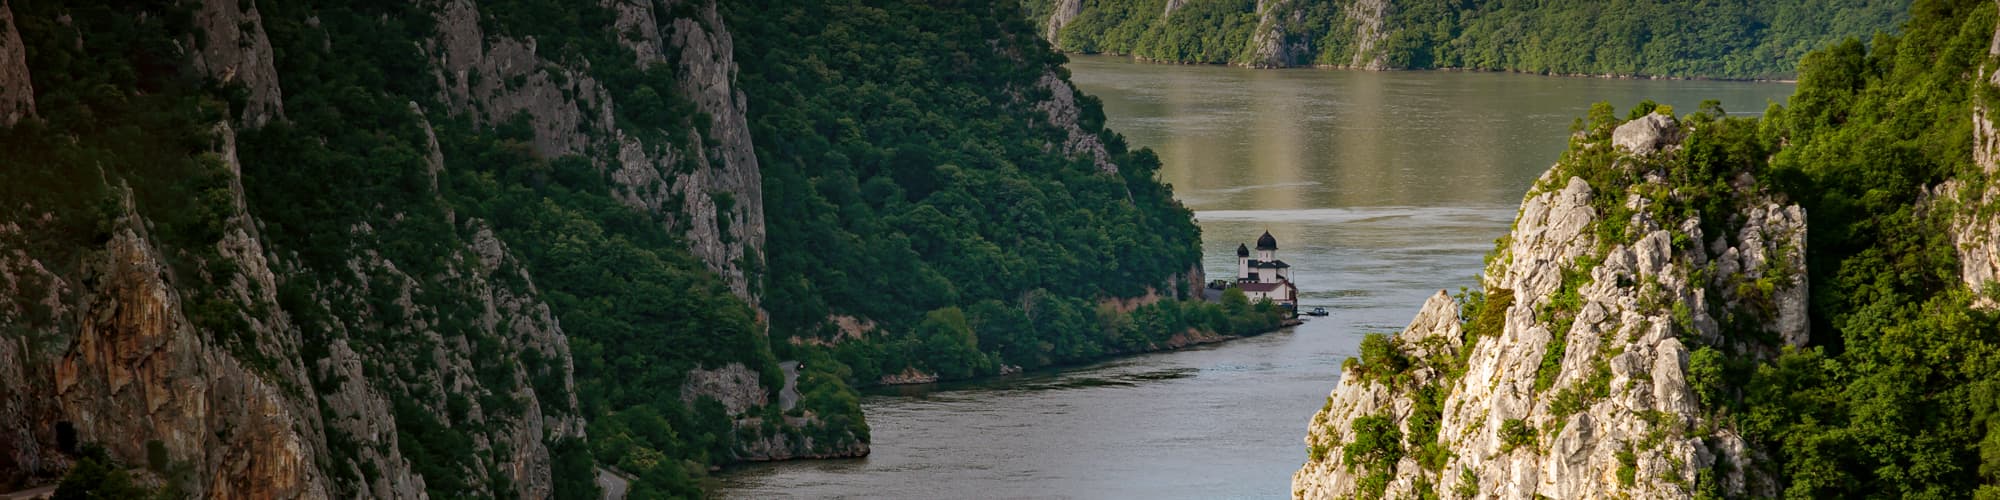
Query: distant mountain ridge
[[1028, 0, 1909, 80]]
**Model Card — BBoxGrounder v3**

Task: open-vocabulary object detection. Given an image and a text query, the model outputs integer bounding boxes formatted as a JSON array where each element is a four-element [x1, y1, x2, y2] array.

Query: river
[[716, 55, 1796, 499]]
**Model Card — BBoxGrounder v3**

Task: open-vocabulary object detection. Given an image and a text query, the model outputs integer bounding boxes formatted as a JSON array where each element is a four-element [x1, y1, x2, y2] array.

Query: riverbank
[[1079, 52, 1799, 83], [870, 316, 1306, 388]]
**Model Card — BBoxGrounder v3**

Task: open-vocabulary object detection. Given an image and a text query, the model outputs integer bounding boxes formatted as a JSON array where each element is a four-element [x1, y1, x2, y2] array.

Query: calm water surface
[[717, 56, 1795, 499]]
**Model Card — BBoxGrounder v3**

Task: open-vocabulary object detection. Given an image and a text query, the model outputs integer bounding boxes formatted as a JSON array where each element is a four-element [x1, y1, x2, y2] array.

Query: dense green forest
[[1730, 0, 2000, 495], [0, 0, 1280, 497], [1033, 0, 1910, 80], [723, 0, 1282, 385]]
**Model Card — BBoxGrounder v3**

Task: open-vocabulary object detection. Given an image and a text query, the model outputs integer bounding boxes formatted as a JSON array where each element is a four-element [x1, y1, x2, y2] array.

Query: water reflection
[[1071, 54, 1795, 209], [718, 57, 1797, 499]]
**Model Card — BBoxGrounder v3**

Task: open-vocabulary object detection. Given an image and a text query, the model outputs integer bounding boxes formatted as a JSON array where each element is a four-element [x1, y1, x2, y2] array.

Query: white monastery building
[[1234, 231, 1297, 311]]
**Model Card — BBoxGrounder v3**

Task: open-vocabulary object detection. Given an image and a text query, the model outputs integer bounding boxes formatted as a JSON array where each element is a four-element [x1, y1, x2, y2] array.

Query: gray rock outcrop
[[1247, 0, 1311, 68], [1245, 0, 1388, 69], [428, 0, 766, 305], [1046, 0, 1082, 42], [190, 0, 285, 126], [1031, 72, 1119, 174], [1940, 15, 2000, 307], [1294, 113, 1806, 499], [0, 0, 30, 126], [1612, 113, 1683, 157]]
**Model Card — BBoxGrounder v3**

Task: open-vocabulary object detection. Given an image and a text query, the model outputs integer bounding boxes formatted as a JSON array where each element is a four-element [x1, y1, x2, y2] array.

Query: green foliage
[[1342, 413, 1405, 500], [1531, 332, 1568, 394], [53, 446, 160, 500], [1408, 384, 1451, 472], [1346, 333, 1410, 386], [1454, 467, 1480, 498], [723, 0, 1209, 383], [1687, 346, 1726, 409], [1042, 0, 1907, 79], [549, 438, 601, 500], [1460, 288, 1513, 339], [1616, 443, 1639, 487], [1058, 0, 1259, 65], [1498, 418, 1537, 453], [1713, 0, 2000, 496], [1547, 358, 1611, 422]]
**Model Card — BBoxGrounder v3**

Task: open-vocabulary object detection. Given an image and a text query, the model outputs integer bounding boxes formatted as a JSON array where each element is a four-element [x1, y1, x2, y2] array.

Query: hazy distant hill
[[1030, 0, 1908, 79]]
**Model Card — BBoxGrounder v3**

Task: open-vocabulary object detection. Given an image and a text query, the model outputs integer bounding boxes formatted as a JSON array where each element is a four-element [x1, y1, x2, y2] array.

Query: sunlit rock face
[[1293, 112, 1806, 499]]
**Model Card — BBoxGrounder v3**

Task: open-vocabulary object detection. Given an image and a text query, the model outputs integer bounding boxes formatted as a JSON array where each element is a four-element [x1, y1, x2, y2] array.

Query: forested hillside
[[0, 0, 1255, 498], [1031, 0, 1909, 79], [724, 0, 1280, 386], [1294, 0, 2000, 497]]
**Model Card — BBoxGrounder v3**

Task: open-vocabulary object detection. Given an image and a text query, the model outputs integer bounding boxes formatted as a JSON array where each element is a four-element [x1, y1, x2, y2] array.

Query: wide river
[[717, 55, 1795, 498]]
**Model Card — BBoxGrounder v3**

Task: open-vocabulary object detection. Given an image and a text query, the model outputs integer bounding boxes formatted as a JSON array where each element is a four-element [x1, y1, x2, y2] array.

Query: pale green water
[[717, 56, 1796, 499]]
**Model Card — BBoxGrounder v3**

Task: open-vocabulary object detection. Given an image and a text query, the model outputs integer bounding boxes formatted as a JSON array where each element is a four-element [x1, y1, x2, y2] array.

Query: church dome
[[1237, 243, 1250, 257], [1256, 231, 1278, 250]]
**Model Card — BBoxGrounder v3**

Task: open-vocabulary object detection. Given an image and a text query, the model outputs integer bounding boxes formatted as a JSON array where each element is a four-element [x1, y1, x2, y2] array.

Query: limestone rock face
[[1245, 0, 1388, 69], [429, 0, 766, 305], [1941, 17, 2000, 307], [0, 0, 31, 126], [1046, 0, 1082, 42], [189, 0, 285, 126], [1612, 113, 1683, 156], [1031, 72, 1119, 174], [0, 188, 331, 498], [1247, 0, 1311, 68], [681, 363, 769, 416], [421, 0, 851, 462], [1335, 0, 1390, 70], [1294, 113, 1804, 499]]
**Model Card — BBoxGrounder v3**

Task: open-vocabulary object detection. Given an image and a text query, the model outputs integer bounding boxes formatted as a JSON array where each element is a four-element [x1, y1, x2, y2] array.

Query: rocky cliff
[[0, 0, 32, 126], [429, 0, 765, 306], [1293, 112, 1808, 498], [1246, 0, 1388, 69], [1940, 13, 2000, 308], [0, 0, 845, 496]]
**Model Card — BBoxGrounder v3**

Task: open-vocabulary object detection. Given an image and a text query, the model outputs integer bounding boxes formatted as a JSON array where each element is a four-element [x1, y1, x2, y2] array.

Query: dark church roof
[[1237, 243, 1250, 257], [1248, 259, 1289, 269], [1256, 231, 1278, 250], [1237, 282, 1287, 293]]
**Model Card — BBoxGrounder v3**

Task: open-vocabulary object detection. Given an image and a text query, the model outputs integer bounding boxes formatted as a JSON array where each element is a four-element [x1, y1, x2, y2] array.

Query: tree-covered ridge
[[1033, 0, 1910, 80], [2, 0, 857, 497], [1736, 0, 2000, 495], [724, 0, 1277, 384]]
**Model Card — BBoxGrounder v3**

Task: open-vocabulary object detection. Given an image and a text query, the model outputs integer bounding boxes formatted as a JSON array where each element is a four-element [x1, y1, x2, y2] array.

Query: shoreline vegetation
[[868, 301, 1303, 388], [1074, 52, 1803, 84], [820, 287, 1294, 389], [1028, 0, 1907, 82]]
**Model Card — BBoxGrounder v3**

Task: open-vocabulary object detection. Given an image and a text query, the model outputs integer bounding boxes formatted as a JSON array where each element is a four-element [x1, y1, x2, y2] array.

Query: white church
[[1232, 231, 1297, 311]]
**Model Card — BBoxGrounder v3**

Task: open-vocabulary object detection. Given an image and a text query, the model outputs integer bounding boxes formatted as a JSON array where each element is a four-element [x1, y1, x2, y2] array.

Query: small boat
[[1305, 307, 1329, 316]]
